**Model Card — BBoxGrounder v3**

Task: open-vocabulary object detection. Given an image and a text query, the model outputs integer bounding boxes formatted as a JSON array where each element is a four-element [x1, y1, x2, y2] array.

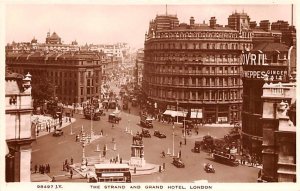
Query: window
[[219, 78, 223, 86], [206, 78, 210, 86], [80, 88, 83, 95], [219, 92, 223, 100]]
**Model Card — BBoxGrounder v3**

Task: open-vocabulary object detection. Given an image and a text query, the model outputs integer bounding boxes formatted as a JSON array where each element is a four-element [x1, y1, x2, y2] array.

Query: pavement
[[36, 116, 76, 137], [31, 172, 52, 182], [31, 116, 76, 182]]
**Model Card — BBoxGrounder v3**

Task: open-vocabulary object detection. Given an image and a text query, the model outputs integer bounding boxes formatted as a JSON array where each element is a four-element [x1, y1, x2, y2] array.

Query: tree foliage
[[31, 75, 55, 108]]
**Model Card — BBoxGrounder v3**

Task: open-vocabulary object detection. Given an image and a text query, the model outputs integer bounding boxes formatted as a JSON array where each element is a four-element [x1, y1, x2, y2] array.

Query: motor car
[[53, 129, 63, 137], [141, 128, 151, 138], [154, 130, 166, 138], [172, 157, 185, 168], [108, 113, 121, 123]]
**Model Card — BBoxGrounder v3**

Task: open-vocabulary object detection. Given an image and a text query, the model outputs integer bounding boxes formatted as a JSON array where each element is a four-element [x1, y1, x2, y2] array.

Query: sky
[[5, 3, 296, 49]]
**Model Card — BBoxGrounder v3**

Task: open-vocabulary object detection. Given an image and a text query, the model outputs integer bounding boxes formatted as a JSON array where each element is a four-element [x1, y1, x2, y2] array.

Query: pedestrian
[[69, 117, 71, 123], [48, 164, 51, 173], [120, 157, 122, 164], [34, 164, 37, 173], [41, 165, 44, 174], [62, 162, 65, 171], [180, 141, 182, 147], [71, 157, 73, 165], [196, 130, 199, 135], [66, 117, 68, 123], [70, 169, 73, 179], [184, 138, 187, 145], [179, 150, 182, 158], [52, 177, 56, 182], [37, 129, 39, 137]]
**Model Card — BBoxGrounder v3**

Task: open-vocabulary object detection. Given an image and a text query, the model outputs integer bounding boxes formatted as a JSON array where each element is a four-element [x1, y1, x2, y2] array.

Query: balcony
[[148, 82, 242, 89]]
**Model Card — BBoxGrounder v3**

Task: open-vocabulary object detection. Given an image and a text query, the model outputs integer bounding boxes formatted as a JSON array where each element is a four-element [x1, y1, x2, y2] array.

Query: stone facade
[[260, 81, 296, 182], [6, 51, 105, 104], [5, 72, 35, 182]]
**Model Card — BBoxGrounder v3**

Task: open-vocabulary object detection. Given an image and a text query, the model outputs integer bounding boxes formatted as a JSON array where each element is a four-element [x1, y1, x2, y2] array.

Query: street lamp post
[[81, 133, 86, 162], [90, 105, 94, 139], [176, 101, 179, 124], [172, 123, 175, 157], [183, 110, 186, 138], [70, 118, 74, 135]]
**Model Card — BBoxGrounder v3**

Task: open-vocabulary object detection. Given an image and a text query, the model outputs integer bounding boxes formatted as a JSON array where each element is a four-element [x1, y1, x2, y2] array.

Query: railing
[[147, 82, 242, 89], [262, 82, 296, 98]]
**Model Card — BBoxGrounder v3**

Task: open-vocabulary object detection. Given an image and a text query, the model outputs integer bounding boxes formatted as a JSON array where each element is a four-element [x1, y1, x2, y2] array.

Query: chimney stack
[[190, 17, 195, 27], [209, 17, 217, 28]]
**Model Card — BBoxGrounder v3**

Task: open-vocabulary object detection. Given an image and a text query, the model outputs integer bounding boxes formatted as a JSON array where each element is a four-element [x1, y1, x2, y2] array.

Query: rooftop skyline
[[5, 4, 295, 49]]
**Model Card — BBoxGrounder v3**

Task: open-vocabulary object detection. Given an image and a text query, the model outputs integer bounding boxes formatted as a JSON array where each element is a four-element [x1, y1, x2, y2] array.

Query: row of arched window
[[147, 76, 241, 87], [145, 53, 241, 64], [146, 41, 252, 51], [148, 88, 241, 101], [152, 31, 250, 40]]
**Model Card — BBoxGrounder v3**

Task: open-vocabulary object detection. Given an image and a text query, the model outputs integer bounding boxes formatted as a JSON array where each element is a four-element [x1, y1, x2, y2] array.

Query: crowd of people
[[33, 164, 51, 174]]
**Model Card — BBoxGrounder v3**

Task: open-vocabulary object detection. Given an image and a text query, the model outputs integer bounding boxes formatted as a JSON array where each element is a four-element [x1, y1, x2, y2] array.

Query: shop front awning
[[163, 110, 187, 118], [190, 109, 203, 119], [163, 110, 173, 116]]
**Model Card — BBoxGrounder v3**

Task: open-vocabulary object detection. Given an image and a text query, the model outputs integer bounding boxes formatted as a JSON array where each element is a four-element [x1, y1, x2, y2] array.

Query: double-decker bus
[[92, 164, 131, 183]]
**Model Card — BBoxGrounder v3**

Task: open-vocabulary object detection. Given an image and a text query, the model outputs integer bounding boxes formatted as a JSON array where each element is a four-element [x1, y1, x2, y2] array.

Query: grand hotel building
[[143, 13, 253, 123]]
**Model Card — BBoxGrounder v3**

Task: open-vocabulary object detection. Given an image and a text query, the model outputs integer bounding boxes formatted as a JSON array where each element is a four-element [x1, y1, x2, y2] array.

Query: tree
[[31, 75, 55, 108]]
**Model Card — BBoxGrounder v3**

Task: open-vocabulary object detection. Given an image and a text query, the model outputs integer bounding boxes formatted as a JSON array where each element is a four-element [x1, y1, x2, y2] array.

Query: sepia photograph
[[1, 0, 298, 191]]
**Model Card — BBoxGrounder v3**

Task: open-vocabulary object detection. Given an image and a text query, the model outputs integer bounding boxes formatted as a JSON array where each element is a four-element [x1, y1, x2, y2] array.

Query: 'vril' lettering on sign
[[242, 53, 267, 66]]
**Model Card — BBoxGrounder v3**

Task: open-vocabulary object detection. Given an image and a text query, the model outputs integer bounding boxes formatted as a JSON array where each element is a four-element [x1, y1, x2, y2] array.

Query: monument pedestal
[[129, 157, 146, 167], [129, 143, 146, 167]]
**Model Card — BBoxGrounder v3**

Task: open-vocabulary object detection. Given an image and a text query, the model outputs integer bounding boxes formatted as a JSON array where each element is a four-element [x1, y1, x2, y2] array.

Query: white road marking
[[58, 141, 67, 145], [32, 149, 40, 152]]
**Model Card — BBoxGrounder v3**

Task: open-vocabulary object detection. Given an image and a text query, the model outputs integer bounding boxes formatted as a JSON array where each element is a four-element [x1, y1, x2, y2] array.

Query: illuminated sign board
[[241, 52, 267, 66], [242, 69, 288, 79]]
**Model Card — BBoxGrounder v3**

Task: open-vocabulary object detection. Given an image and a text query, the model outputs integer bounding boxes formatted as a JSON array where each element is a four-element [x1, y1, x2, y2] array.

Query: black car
[[154, 130, 166, 138], [141, 129, 151, 138], [53, 129, 63, 137], [172, 157, 185, 168]]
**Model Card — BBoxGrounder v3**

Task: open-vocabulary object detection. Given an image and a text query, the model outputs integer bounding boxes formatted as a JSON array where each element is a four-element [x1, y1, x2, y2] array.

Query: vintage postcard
[[1, 0, 298, 191]]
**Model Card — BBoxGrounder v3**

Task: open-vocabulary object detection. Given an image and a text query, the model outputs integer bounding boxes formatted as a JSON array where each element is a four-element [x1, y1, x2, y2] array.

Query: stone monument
[[129, 133, 146, 167]]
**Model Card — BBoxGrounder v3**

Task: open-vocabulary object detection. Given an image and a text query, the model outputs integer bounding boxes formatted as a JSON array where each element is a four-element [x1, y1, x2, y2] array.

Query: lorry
[[140, 115, 153, 128]]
